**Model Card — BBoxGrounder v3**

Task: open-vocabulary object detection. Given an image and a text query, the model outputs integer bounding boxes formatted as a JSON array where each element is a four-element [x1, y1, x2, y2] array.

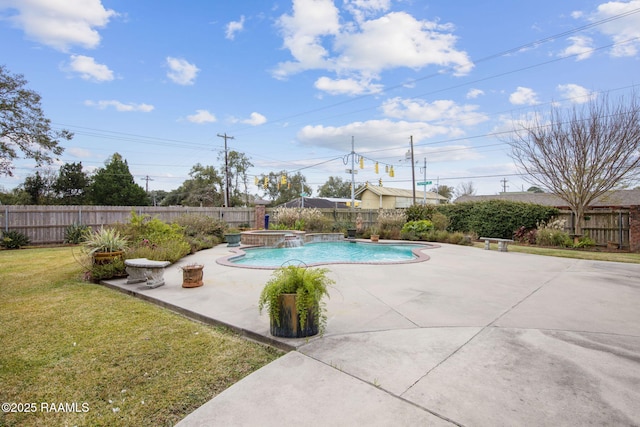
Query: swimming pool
[[218, 241, 432, 268]]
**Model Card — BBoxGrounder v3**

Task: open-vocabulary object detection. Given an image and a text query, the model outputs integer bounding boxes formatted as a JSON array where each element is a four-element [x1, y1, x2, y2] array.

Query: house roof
[[355, 185, 447, 200], [455, 189, 640, 208], [277, 197, 350, 209]]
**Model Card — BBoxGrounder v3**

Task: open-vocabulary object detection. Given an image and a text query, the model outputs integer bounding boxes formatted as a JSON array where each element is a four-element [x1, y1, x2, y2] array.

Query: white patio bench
[[479, 237, 514, 252], [124, 258, 171, 288]]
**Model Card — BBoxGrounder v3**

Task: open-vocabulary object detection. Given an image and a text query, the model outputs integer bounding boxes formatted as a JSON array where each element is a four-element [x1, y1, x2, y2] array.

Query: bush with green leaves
[[376, 209, 406, 239], [430, 212, 450, 231], [116, 212, 190, 262], [401, 220, 433, 240], [574, 235, 596, 248], [89, 258, 126, 282], [64, 223, 90, 244], [405, 204, 437, 222], [534, 219, 571, 247], [271, 207, 328, 231], [173, 214, 225, 252], [437, 200, 559, 239], [1, 230, 30, 249]]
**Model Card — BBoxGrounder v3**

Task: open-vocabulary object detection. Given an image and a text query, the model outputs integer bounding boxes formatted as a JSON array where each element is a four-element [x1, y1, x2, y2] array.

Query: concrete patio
[[103, 242, 640, 426]]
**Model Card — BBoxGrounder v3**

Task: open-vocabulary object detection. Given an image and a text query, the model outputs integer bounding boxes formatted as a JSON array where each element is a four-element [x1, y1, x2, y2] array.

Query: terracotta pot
[[182, 265, 204, 288], [370, 235, 380, 242]]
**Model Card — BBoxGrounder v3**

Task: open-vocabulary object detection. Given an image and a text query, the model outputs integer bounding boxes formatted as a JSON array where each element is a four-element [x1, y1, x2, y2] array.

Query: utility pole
[[410, 135, 416, 205], [142, 175, 154, 193], [350, 136, 355, 210], [419, 158, 427, 205], [501, 178, 509, 193], [217, 133, 235, 207]]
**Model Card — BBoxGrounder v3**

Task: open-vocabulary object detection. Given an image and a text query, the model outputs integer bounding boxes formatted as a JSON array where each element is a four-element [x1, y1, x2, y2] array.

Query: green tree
[[53, 162, 90, 204], [317, 176, 351, 198], [0, 65, 72, 176], [260, 171, 311, 205], [89, 153, 149, 206], [162, 164, 223, 207], [224, 150, 253, 206], [430, 184, 454, 202], [21, 170, 55, 204]]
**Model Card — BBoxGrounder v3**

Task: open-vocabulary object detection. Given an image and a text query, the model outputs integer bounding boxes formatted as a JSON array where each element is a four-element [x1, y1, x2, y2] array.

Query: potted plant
[[181, 263, 204, 288], [370, 227, 380, 242], [224, 228, 242, 247], [258, 265, 333, 338], [82, 227, 128, 265]]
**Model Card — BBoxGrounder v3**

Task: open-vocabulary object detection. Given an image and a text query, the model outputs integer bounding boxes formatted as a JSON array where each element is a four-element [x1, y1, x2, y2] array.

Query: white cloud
[[166, 57, 199, 85], [225, 15, 245, 40], [466, 88, 485, 99], [67, 147, 92, 158], [581, 0, 640, 57], [67, 55, 114, 81], [314, 76, 383, 95], [274, 0, 341, 78], [273, 1, 473, 92], [509, 87, 539, 105], [381, 97, 489, 127], [556, 84, 597, 103], [84, 100, 154, 112], [559, 35, 593, 60], [344, 0, 391, 23], [297, 119, 457, 152], [1, 0, 117, 51], [186, 109, 217, 124], [242, 112, 267, 126]]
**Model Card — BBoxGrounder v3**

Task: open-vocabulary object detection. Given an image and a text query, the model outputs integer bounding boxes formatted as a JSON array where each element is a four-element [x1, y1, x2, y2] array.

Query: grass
[[474, 242, 640, 263], [0, 247, 282, 427]]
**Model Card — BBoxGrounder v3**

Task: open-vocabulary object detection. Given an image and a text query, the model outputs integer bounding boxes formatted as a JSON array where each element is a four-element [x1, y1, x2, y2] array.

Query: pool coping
[[215, 239, 438, 270]]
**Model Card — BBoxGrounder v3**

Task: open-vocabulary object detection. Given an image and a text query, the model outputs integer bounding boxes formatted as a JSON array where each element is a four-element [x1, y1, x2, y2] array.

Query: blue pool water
[[229, 241, 428, 267]]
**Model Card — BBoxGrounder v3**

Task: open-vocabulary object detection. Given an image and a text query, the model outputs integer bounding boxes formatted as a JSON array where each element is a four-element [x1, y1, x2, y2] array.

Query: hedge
[[437, 200, 559, 239]]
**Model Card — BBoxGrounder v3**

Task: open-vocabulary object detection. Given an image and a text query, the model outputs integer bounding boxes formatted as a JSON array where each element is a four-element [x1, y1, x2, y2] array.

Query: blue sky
[[1, 0, 639, 198]]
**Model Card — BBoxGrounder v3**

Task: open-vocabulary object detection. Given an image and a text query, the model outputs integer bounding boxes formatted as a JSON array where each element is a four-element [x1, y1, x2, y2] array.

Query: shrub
[[89, 258, 126, 282], [513, 226, 537, 244], [173, 214, 225, 252], [430, 212, 450, 231], [270, 207, 328, 231], [574, 235, 596, 248], [405, 204, 436, 222], [446, 231, 470, 245], [535, 219, 572, 247], [401, 220, 433, 240], [437, 200, 559, 239], [64, 223, 90, 244], [1, 230, 30, 249], [116, 212, 191, 262], [377, 209, 406, 239]]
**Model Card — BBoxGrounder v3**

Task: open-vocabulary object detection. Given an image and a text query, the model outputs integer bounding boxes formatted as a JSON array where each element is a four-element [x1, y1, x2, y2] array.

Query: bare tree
[[507, 93, 640, 236], [454, 181, 476, 199]]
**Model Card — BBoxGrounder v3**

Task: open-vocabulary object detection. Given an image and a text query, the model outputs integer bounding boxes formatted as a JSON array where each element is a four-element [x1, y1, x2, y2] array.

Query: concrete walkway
[[103, 243, 640, 426]]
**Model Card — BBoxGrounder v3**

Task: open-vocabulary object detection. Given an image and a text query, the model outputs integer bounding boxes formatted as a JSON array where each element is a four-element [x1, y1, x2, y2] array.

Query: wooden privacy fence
[[1, 205, 254, 245], [0, 205, 376, 245], [0, 205, 633, 248], [556, 208, 630, 248]]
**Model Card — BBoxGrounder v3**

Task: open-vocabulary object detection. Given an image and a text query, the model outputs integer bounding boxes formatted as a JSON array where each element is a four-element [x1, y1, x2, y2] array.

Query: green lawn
[[0, 247, 282, 427], [474, 242, 640, 263]]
